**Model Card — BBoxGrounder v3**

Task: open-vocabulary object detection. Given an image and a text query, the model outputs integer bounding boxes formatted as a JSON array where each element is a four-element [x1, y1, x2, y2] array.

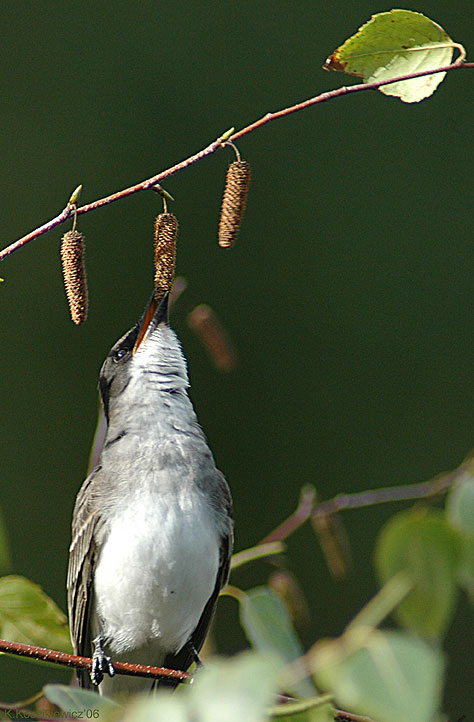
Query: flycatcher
[[67, 292, 233, 695]]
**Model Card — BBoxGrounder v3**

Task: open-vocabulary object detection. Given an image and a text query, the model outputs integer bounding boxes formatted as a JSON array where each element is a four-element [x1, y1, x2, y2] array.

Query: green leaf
[[314, 630, 444, 722], [120, 652, 279, 722], [447, 470, 474, 602], [44, 684, 121, 718], [375, 509, 460, 638], [324, 10, 460, 103], [121, 696, 188, 722], [240, 586, 317, 697], [269, 694, 334, 722], [456, 541, 474, 605], [189, 652, 279, 722], [347, 572, 413, 632], [447, 469, 474, 537], [0, 575, 72, 654]]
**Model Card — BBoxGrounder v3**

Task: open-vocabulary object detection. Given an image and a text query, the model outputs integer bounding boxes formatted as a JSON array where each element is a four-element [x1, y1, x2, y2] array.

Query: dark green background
[[1, 1, 473, 716]]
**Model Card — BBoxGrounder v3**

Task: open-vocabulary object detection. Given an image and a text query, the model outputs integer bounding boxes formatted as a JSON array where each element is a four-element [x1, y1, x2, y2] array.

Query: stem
[[76, 134, 226, 214], [261, 464, 462, 544], [1, 61, 472, 262], [230, 541, 286, 570], [0, 205, 73, 260], [0, 638, 188, 683], [345, 572, 413, 632], [311, 469, 456, 519], [261, 485, 316, 544], [230, 60, 473, 142], [335, 711, 379, 722]]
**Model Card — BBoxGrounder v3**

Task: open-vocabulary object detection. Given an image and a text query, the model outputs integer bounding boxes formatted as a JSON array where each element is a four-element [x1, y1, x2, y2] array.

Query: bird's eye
[[113, 348, 129, 363]]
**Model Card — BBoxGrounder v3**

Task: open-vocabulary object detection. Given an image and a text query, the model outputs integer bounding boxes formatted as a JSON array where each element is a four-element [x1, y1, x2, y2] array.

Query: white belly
[[93, 490, 219, 658]]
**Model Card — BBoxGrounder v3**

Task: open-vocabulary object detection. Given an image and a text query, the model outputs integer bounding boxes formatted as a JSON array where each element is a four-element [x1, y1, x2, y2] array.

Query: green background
[[1, 1, 473, 717]]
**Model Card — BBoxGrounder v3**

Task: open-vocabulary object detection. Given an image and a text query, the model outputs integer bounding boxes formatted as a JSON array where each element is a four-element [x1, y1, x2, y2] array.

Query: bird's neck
[[106, 385, 199, 441]]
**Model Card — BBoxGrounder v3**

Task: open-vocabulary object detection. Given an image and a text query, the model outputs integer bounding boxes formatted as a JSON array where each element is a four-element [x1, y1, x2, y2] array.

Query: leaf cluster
[[0, 457, 472, 722]]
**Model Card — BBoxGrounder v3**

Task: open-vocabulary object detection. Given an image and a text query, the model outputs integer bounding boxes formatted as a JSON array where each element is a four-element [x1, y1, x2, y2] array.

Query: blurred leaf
[[456, 541, 474, 604], [347, 572, 413, 632], [314, 630, 444, 722], [447, 471, 474, 602], [121, 652, 280, 722], [121, 696, 188, 722], [0, 576, 72, 654], [375, 510, 460, 638], [447, 470, 474, 537], [231, 541, 286, 571], [0, 508, 11, 574], [189, 651, 279, 722], [311, 510, 351, 580], [324, 10, 460, 103], [269, 570, 310, 628], [240, 586, 317, 698], [269, 694, 334, 722], [44, 684, 120, 718]]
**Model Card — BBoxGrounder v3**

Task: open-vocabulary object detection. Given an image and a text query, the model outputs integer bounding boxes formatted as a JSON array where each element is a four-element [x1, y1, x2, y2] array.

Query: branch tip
[[67, 184, 83, 206], [220, 127, 235, 142]]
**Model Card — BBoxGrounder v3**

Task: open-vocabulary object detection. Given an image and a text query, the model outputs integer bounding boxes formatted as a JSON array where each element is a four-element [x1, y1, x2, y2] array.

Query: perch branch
[[0, 638, 189, 684]]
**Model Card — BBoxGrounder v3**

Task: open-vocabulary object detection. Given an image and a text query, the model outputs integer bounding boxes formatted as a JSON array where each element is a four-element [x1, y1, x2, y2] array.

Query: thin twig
[[231, 60, 474, 142], [311, 469, 457, 519], [0, 204, 73, 260], [335, 711, 378, 722], [1, 61, 472, 262], [261, 486, 316, 544], [0, 134, 225, 261], [0, 638, 188, 683], [261, 464, 463, 544]]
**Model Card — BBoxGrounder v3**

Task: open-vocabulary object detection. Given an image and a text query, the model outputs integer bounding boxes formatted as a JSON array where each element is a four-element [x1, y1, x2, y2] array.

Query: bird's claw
[[91, 637, 115, 686], [186, 641, 203, 668]]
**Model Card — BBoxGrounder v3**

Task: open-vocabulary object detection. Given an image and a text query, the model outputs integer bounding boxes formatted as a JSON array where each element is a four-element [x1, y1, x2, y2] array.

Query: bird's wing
[[67, 465, 104, 688], [161, 470, 233, 686]]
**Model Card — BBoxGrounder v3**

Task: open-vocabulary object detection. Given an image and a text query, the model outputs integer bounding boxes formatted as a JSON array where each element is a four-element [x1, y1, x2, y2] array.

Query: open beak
[[133, 292, 170, 353]]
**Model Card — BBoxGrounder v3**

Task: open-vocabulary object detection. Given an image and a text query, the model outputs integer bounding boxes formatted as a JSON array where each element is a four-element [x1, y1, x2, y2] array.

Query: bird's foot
[[91, 636, 115, 686], [186, 641, 203, 668]]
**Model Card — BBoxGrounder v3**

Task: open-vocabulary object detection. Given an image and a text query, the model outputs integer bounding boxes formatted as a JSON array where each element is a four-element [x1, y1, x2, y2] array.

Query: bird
[[67, 291, 233, 696]]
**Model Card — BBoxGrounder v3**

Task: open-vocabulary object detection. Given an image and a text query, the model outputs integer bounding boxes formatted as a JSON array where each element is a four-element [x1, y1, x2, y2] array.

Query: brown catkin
[[60, 230, 88, 325], [218, 160, 251, 248], [153, 213, 178, 302]]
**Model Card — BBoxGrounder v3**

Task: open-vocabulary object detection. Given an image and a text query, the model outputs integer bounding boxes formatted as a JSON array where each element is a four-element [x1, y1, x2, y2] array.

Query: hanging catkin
[[218, 160, 251, 248], [60, 230, 88, 325], [153, 213, 178, 302]]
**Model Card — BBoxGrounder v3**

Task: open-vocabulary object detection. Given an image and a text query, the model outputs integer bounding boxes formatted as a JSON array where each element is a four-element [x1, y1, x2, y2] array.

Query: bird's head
[[98, 292, 189, 422]]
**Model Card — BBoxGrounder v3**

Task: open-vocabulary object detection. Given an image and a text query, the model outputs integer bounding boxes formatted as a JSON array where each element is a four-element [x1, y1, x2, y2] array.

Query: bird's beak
[[133, 292, 170, 353]]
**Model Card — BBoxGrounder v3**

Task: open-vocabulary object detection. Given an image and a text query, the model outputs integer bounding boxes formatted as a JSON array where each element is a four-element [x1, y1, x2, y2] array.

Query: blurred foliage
[[1, 453, 473, 721], [0, 576, 71, 657]]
